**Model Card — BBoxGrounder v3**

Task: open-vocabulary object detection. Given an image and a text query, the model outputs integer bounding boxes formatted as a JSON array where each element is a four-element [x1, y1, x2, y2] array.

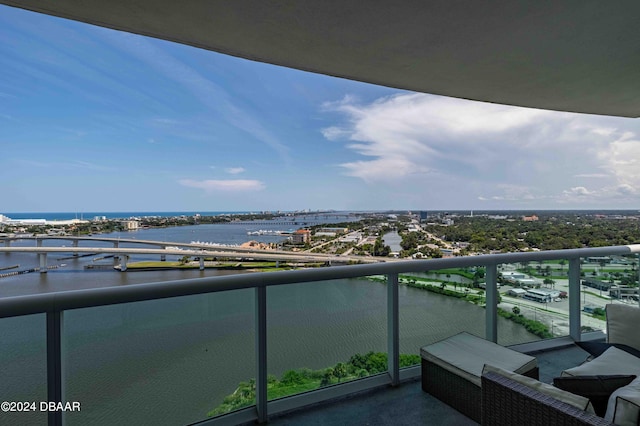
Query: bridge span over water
[[0, 243, 383, 273], [1, 235, 268, 253]]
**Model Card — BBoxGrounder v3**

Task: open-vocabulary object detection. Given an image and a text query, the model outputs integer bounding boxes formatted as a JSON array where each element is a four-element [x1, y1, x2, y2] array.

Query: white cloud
[[322, 93, 565, 184], [563, 186, 592, 196], [322, 92, 640, 207], [341, 158, 430, 182], [225, 167, 245, 175], [321, 126, 350, 141], [574, 173, 609, 178], [615, 184, 637, 196], [601, 138, 640, 184], [179, 179, 265, 192]]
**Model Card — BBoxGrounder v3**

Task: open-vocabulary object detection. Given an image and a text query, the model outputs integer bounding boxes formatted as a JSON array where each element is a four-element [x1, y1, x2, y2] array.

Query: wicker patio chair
[[481, 371, 613, 425]]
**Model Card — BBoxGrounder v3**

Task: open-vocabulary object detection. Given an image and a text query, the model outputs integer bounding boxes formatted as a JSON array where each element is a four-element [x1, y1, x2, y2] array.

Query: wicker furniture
[[420, 332, 538, 422], [481, 371, 614, 425]]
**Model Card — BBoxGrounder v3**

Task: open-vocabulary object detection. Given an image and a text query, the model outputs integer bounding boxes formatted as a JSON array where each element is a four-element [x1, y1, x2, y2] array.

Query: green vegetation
[[591, 307, 606, 320], [207, 352, 421, 417], [403, 279, 487, 305], [125, 260, 289, 271], [497, 308, 552, 339], [424, 213, 640, 252], [395, 275, 553, 339]]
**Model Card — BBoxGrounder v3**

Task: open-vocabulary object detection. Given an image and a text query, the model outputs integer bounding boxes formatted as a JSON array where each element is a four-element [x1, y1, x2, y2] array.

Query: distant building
[[120, 220, 140, 231], [582, 278, 612, 291], [584, 256, 612, 264], [502, 271, 539, 288], [523, 289, 554, 303], [440, 249, 454, 258], [291, 229, 311, 245], [339, 232, 361, 243], [507, 288, 527, 297], [609, 286, 639, 300], [315, 227, 349, 237], [502, 272, 526, 280]]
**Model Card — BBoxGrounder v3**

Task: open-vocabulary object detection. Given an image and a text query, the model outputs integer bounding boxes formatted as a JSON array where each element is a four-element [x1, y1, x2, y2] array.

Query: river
[[0, 223, 540, 426]]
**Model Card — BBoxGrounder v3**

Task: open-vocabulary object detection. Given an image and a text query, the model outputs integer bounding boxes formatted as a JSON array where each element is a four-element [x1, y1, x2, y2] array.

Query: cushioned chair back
[[606, 304, 640, 351]]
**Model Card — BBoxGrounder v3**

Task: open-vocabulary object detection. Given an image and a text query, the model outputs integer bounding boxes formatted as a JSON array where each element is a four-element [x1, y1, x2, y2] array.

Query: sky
[[1, 6, 640, 213]]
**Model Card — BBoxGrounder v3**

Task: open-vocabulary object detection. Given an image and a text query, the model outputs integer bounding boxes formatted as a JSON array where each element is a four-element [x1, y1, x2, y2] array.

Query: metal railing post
[[637, 254, 640, 308], [568, 258, 581, 341], [255, 286, 267, 423], [387, 273, 399, 386], [46, 310, 63, 426], [485, 264, 498, 343]]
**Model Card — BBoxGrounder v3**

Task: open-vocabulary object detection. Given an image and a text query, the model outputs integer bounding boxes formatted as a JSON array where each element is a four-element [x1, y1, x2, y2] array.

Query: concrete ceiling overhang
[[2, 0, 639, 117]]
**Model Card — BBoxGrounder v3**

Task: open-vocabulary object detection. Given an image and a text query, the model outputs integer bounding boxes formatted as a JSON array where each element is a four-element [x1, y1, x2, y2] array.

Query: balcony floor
[[259, 344, 590, 425]]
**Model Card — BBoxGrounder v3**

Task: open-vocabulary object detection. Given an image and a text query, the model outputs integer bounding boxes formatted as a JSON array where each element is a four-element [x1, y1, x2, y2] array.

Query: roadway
[[2, 235, 293, 253], [0, 246, 382, 264]]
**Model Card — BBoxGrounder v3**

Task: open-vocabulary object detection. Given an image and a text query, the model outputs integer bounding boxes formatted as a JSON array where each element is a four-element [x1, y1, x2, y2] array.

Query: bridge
[[2, 235, 256, 251], [0, 240, 383, 272]]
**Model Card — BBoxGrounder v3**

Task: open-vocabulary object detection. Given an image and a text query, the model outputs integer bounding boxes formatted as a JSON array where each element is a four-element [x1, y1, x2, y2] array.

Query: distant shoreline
[[3, 208, 639, 223], [0, 210, 345, 223]]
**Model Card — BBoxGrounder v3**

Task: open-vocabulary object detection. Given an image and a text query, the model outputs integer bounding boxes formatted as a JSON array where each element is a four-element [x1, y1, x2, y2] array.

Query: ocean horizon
[[2, 209, 640, 222], [1, 211, 274, 221]]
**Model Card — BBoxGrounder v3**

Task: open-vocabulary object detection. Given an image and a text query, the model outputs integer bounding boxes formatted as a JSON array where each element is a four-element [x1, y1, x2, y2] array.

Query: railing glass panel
[[496, 260, 572, 345], [266, 278, 387, 400], [399, 270, 487, 365], [0, 314, 47, 426], [63, 290, 255, 425], [579, 255, 635, 333]]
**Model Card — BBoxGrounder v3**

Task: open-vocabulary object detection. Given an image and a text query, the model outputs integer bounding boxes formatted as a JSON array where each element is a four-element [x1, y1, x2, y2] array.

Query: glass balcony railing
[[0, 314, 47, 426], [0, 245, 638, 425], [63, 291, 255, 425]]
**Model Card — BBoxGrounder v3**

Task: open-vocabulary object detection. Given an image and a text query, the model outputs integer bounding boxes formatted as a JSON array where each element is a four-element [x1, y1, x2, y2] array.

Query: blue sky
[[2, 5, 640, 213]]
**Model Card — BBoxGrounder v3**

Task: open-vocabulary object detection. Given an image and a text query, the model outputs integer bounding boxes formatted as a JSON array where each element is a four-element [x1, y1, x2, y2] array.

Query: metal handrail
[[2, 243, 639, 425], [1, 244, 639, 318]]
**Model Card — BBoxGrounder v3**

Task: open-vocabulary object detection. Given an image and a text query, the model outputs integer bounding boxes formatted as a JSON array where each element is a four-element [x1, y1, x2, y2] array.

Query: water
[[0, 221, 353, 297], [382, 231, 403, 252], [0, 222, 540, 426], [1, 211, 358, 222]]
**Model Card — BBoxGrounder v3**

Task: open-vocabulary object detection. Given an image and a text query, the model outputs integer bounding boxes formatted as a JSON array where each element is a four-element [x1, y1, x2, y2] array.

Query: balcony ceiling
[[3, 1, 639, 117]]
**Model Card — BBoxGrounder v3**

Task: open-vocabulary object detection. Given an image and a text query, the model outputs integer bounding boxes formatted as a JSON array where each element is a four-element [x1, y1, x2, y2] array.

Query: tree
[[281, 370, 304, 385], [334, 362, 348, 382], [373, 238, 391, 257], [472, 268, 484, 288], [320, 368, 335, 387], [559, 259, 567, 273]]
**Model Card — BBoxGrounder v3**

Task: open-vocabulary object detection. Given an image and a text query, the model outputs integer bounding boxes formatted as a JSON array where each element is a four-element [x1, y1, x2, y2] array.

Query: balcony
[[262, 344, 591, 426], [1, 245, 638, 425]]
